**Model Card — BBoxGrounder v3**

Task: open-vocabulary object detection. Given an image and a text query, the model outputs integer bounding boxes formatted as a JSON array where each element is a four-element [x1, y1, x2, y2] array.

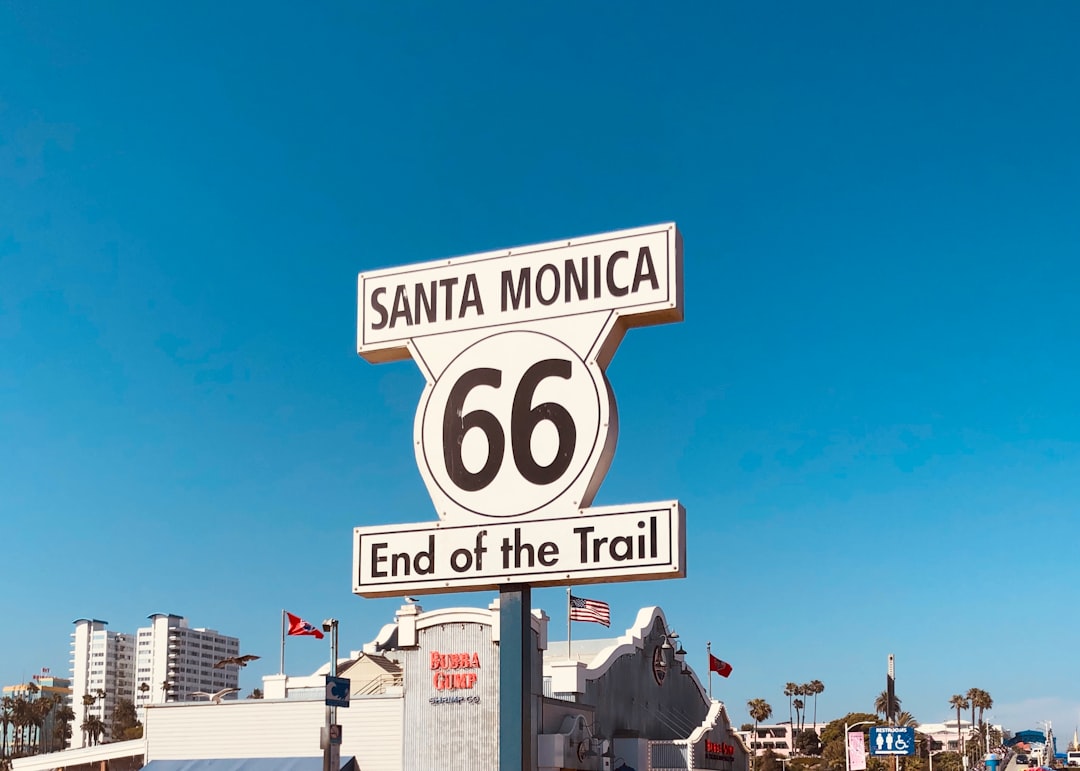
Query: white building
[[70, 619, 136, 743], [734, 722, 828, 758], [135, 613, 241, 707], [70, 614, 241, 747]]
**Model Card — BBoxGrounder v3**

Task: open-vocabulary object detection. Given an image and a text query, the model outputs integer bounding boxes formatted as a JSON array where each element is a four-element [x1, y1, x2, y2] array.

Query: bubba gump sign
[[431, 650, 481, 690]]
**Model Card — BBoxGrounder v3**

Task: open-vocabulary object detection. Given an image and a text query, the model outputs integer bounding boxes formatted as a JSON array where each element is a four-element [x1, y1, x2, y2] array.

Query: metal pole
[[566, 586, 572, 660], [845, 722, 851, 771], [500, 585, 532, 771], [707, 641, 713, 700], [322, 619, 339, 771]]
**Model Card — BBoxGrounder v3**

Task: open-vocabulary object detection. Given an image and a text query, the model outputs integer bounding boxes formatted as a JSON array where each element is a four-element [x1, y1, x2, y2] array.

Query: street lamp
[[846, 721, 877, 771]]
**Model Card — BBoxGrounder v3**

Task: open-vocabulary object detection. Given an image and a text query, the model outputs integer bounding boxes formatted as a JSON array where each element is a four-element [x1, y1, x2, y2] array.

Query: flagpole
[[707, 641, 713, 699], [280, 610, 286, 675], [566, 587, 572, 659]]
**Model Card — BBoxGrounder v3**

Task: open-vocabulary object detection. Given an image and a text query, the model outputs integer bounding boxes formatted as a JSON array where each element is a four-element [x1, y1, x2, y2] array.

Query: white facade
[[734, 722, 827, 758], [70, 619, 136, 745], [70, 614, 240, 748], [135, 613, 240, 706]]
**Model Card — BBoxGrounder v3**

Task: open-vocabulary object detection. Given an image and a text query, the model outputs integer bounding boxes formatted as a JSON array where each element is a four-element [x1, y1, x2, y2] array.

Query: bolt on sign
[[353, 223, 686, 597]]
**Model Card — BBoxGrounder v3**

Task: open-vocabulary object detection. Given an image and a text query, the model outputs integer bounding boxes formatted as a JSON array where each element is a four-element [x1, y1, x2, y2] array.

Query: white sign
[[353, 224, 685, 597], [357, 223, 681, 360], [354, 501, 685, 597]]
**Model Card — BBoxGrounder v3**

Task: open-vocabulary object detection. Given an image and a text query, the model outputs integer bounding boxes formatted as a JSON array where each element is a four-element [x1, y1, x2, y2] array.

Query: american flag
[[569, 594, 610, 627]]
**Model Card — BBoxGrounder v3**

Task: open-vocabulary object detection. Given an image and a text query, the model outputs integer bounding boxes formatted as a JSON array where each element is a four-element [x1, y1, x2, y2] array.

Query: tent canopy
[[143, 758, 357, 771], [1006, 731, 1046, 746]]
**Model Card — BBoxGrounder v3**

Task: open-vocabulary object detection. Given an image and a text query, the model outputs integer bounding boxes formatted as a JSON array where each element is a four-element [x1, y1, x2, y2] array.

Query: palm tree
[[896, 711, 919, 727], [80, 715, 106, 746], [965, 688, 979, 738], [808, 680, 825, 728], [973, 689, 993, 729], [793, 698, 805, 733], [12, 695, 30, 756], [874, 690, 901, 721], [949, 694, 969, 752], [81, 693, 96, 745], [52, 702, 75, 751], [784, 682, 797, 731], [1, 695, 14, 758], [748, 698, 774, 769]]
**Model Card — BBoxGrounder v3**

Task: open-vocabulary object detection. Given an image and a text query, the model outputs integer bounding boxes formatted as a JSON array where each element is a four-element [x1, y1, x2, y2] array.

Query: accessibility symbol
[[870, 727, 915, 756]]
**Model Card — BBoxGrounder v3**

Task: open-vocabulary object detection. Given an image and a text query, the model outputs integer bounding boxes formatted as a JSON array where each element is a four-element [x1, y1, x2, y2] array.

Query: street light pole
[[846, 721, 876, 771], [321, 618, 339, 771]]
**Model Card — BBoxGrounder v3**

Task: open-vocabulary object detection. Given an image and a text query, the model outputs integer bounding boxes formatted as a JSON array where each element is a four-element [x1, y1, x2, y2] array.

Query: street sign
[[353, 223, 685, 597], [870, 727, 915, 756], [325, 675, 350, 708]]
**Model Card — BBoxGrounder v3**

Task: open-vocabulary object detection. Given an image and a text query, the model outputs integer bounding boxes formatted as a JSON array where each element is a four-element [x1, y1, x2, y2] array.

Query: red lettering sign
[[429, 651, 481, 670], [706, 740, 735, 759]]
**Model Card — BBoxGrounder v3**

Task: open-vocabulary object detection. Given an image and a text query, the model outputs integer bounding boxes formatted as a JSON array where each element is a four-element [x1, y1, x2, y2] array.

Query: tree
[[247, 688, 263, 700], [1, 696, 13, 758], [972, 689, 993, 730], [965, 688, 979, 741], [808, 680, 825, 727], [795, 729, 822, 756], [81, 693, 97, 746], [896, 712, 919, 727], [52, 702, 75, 751], [948, 695, 969, 753], [819, 714, 880, 771], [874, 690, 901, 721], [785, 682, 798, 731], [793, 698, 805, 733], [758, 749, 781, 771], [748, 698, 773, 769], [80, 716, 106, 746], [110, 699, 142, 742]]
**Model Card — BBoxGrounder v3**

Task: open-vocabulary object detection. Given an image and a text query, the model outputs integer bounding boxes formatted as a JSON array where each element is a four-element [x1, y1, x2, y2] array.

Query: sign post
[[354, 223, 686, 771]]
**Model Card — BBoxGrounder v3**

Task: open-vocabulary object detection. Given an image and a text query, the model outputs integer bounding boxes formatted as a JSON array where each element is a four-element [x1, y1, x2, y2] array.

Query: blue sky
[[2, 0, 1079, 741]]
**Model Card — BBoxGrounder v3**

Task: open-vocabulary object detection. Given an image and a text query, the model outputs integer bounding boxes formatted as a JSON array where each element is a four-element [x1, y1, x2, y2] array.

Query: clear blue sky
[[2, 0, 1079, 741]]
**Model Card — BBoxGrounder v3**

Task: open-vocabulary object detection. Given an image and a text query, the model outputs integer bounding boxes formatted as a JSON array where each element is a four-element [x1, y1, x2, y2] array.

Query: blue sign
[[870, 727, 915, 756], [325, 675, 351, 708]]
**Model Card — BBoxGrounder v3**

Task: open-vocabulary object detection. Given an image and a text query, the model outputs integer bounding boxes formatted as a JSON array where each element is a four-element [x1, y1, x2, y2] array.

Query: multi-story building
[[70, 619, 136, 744], [735, 722, 828, 757], [1, 670, 73, 754], [135, 613, 240, 706], [70, 614, 240, 748]]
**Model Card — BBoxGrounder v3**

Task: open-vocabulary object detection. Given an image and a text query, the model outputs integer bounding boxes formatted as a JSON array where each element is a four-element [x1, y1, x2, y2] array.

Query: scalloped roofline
[[568, 605, 708, 702]]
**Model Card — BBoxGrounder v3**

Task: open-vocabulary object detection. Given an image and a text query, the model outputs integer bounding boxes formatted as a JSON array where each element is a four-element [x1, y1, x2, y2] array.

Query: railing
[[352, 673, 403, 696]]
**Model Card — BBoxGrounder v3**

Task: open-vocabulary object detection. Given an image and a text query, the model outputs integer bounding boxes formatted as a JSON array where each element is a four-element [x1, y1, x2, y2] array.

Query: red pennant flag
[[709, 653, 733, 677], [286, 611, 325, 639]]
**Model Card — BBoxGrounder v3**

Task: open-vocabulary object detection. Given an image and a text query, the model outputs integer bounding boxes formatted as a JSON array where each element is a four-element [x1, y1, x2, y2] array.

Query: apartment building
[[70, 619, 136, 743], [135, 613, 240, 706], [70, 614, 240, 748]]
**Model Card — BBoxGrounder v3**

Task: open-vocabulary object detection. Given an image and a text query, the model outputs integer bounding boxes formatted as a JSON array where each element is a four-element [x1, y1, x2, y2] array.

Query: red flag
[[709, 653, 733, 677], [286, 611, 325, 639]]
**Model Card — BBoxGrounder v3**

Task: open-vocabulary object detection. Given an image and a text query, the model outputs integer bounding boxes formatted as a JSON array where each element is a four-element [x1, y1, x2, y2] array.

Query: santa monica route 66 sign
[[352, 223, 686, 597]]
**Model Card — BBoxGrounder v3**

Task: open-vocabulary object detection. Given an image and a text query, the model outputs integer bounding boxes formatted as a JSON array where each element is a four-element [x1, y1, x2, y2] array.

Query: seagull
[[404, 596, 419, 604], [213, 654, 260, 669], [191, 687, 241, 704]]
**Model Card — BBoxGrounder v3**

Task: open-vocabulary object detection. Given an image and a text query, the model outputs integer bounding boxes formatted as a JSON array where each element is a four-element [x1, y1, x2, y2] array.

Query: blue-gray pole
[[500, 585, 532, 771]]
